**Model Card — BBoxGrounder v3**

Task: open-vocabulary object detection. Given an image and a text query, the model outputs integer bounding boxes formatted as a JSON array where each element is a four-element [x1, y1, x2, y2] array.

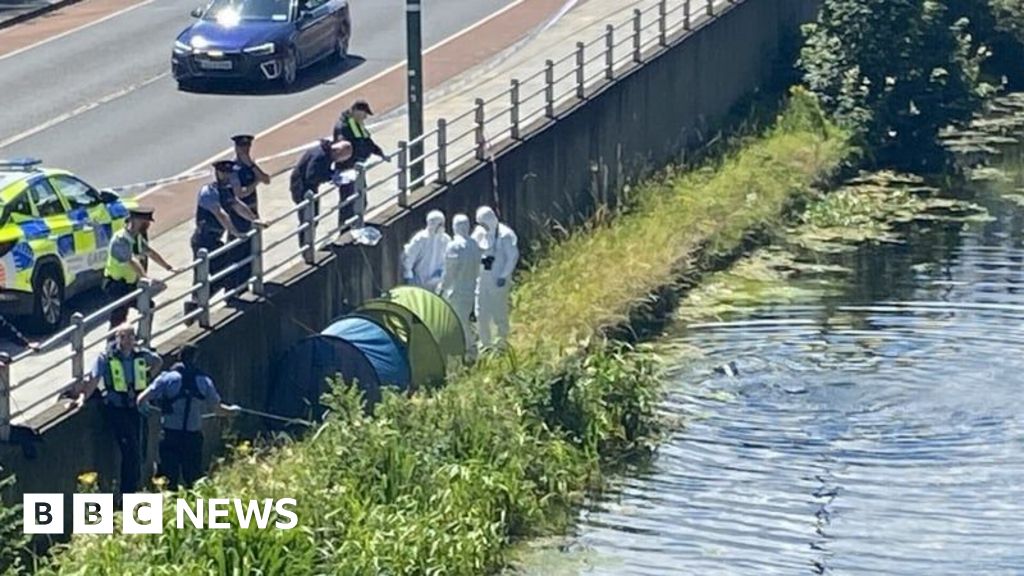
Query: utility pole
[[406, 0, 425, 182]]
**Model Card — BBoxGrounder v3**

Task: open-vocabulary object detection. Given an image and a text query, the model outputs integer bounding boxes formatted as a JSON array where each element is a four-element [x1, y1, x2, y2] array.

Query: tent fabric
[[387, 286, 467, 361], [322, 316, 412, 390], [355, 304, 445, 389], [266, 335, 381, 424]]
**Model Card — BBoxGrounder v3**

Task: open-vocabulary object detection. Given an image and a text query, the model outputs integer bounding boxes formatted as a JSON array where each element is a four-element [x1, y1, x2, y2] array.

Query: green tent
[[354, 304, 446, 391], [387, 286, 467, 362]]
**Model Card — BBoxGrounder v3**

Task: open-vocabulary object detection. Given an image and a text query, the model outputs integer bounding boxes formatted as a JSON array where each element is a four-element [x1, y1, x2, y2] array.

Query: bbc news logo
[[23, 494, 298, 534]]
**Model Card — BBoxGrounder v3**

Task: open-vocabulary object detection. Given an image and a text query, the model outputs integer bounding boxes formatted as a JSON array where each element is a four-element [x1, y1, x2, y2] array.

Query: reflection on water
[[520, 144, 1024, 574]]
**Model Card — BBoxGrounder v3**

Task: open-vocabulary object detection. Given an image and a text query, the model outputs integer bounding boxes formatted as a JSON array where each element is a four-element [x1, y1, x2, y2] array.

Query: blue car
[[172, 0, 351, 89]]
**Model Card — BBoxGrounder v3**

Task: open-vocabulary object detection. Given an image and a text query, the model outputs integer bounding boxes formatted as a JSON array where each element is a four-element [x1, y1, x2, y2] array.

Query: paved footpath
[[10, 0, 719, 425]]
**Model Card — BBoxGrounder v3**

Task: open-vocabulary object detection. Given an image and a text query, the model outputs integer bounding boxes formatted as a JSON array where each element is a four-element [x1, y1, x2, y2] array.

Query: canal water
[[515, 107, 1024, 575]]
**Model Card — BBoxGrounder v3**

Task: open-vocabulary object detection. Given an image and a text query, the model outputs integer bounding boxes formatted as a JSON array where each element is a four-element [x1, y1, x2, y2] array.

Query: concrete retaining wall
[[1, 0, 820, 501]]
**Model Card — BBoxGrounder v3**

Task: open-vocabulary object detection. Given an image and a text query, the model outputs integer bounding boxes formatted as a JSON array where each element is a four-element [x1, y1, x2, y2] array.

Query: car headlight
[[174, 40, 192, 53], [243, 42, 276, 56]]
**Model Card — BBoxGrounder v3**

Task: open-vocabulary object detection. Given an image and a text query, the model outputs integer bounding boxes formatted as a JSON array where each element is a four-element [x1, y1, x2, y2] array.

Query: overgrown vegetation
[[0, 473, 27, 576], [30, 91, 849, 575], [799, 0, 1007, 172]]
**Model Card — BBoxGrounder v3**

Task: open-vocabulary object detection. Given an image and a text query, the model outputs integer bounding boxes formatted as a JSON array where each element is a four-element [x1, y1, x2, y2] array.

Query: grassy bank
[[30, 90, 849, 576]]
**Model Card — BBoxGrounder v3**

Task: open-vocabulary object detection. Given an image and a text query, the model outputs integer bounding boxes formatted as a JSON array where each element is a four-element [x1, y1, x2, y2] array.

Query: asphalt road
[[0, 0, 512, 189]]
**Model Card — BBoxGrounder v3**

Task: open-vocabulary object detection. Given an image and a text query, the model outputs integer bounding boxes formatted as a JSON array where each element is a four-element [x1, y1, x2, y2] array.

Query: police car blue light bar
[[0, 157, 43, 170]]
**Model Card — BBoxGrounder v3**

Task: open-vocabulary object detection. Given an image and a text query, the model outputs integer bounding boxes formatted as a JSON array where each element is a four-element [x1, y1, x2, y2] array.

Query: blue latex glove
[[496, 278, 507, 288]]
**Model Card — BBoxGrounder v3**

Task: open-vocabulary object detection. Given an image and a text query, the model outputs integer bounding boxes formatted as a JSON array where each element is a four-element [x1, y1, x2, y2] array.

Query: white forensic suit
[[402, 210, 451, 292], [439, 214, 481, 356], [472, 206, 519, 349]]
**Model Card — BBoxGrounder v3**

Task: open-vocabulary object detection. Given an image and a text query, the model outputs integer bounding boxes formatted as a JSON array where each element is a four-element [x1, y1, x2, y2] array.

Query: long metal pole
[[406, 0, 425, 183]]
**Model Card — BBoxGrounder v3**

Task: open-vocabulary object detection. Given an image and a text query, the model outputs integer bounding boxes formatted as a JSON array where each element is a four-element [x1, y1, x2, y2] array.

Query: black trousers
[[158, 430, 204, 489], [190, 234, 231, 295], [102, 278, 137, 329], [102, 405, 142, 494]]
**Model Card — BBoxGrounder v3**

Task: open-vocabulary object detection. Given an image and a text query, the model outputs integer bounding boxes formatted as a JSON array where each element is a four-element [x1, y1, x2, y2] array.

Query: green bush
[[800, 0, 996, 171], [0, 472, 27, 576]]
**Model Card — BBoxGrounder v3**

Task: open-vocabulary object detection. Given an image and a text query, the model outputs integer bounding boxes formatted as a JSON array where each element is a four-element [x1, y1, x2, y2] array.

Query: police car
[[0, 158, 137, 332]]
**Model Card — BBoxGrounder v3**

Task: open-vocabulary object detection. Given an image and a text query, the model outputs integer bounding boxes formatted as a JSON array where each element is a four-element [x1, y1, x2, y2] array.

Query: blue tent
[[266, 335, 382, 424], [322, 316, 412, 391]]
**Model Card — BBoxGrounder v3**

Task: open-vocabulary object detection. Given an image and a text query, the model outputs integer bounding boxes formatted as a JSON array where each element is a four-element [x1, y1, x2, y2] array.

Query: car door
[[25, 177, 76, 285], [49, 174, 106, 275], [295, 0, 333, 63]]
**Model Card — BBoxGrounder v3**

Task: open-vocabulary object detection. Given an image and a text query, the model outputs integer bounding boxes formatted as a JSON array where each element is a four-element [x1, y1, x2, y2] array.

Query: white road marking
[[137, 0, 528, 200], [0, 0, 157, 63], [0, 72, 169, 150]]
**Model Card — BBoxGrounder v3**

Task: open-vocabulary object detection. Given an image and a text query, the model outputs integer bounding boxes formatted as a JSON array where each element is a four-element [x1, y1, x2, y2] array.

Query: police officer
[[332, 99, 386, 165], [185, 161, 263, 318], [103, 207, 176, 329], [137, 344, 232, 489], [226, 135, 271, 290], [289, 139, 354, 239], [74, 324, 162, 495]]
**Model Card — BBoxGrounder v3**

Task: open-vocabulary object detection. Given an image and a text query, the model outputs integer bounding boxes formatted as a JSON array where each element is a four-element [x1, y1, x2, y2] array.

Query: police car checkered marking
[[107, 202, 128, 220], [12, 242, 34, 271], [57, 235, 74, 257], [96, 223, 113, 248], [16, 220, 49, 240]]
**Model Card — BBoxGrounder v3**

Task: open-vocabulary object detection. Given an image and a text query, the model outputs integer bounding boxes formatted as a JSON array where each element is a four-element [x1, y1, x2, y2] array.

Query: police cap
[[128, 206, 155, 222], [231, 134, 254, 146], [212, 160, 236, 172], [351, 99, 373, 115]]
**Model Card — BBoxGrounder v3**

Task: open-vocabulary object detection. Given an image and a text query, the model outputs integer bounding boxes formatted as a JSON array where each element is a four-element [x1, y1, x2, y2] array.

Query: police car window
[[302, 0, 327, 11], [51, 175, 102, 209], [27, 179, 66, 218], [7, 193, 31, 216]]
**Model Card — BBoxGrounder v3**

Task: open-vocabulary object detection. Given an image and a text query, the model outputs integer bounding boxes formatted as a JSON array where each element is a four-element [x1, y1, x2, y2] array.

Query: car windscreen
[[202, 0, 291, 23]]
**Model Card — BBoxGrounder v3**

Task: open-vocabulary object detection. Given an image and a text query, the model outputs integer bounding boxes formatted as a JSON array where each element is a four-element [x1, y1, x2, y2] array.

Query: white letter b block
[[23, 494, 63, 534], [73, 494, 113, 534], [123, 494, 164, 534]]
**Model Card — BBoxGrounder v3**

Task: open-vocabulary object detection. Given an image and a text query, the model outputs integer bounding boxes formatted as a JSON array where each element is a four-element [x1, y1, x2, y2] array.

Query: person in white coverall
[[402, 210, 451, 291], [472, 206, 519, 349], [439, 214, 482, 356]]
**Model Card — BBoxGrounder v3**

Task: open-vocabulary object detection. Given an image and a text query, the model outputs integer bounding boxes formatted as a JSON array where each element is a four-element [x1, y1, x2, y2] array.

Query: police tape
[[104, 119, 392, 195]]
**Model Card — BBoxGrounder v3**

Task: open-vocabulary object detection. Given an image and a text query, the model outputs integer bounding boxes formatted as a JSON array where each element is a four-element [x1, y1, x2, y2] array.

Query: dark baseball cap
[[351, 99, 373, 115]]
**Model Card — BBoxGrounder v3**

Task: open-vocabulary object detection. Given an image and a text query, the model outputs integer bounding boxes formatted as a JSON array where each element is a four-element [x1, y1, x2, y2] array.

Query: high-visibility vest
[[104, 230, 140, 284], [347, 117, 369, 139], [107, 355, 150, 393]]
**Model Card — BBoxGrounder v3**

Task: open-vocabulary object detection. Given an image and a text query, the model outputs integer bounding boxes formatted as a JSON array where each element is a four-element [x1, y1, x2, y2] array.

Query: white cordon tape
[[105, 120, 390, 194]]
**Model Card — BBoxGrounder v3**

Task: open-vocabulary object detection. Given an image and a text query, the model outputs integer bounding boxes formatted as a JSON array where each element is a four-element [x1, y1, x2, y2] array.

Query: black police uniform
[[225, 160, 258, 291], [190, 177, 237, 295]]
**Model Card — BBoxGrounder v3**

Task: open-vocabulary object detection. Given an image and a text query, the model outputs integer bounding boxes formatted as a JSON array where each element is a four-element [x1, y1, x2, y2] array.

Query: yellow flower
[[152, 476, 168, 490], [236, 441, 252, 456], [77, 471, 98, 487]]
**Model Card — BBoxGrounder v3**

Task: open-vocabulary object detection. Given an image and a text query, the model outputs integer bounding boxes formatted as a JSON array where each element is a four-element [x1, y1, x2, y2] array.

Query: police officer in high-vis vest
[[75, 323, 162, 495], [332, 100, 385, 165], [138, 344, 233, 489], [103, 207, 176, 329]]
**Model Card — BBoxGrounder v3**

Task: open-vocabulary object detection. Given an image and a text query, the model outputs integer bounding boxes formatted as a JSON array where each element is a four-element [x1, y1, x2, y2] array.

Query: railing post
[[575, 42, 585, 99], [301, 191, 317, 264], [355, 163, 367, 228], [397, 141, 409, 208], [136, 279, 153, 344], [510, 79, 521, 140], [633, 9, 642, 63], [604, 25, 614, 80], [684, 0, 691, 30], [70, 312, 85, 385], [474, 98, 486, 161], [707, 0, 714, 17], [658, 0, 667, 46], [250, 226, 264, 296], [0, 352, 9, 442], [436, 118, 448, 184], [196, 249, 212, 328], [544, 59, 555, 118]]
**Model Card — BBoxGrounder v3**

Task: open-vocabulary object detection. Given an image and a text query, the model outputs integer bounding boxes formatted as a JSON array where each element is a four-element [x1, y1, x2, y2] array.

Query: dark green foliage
[[800, 0, 996, 171]]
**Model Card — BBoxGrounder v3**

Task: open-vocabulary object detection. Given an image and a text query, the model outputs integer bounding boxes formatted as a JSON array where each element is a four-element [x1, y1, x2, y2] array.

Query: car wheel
[[30, 266, 64, 333], [334, 27, 349, 61], [281, 47, 298, 89]]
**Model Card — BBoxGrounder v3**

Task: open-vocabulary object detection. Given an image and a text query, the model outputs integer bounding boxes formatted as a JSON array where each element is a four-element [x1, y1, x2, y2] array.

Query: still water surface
[[542, 152, 1024, 575]]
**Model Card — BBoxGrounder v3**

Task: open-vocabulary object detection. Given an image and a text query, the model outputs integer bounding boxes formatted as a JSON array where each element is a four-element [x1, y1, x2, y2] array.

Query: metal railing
[[0, 0, 735, 440]]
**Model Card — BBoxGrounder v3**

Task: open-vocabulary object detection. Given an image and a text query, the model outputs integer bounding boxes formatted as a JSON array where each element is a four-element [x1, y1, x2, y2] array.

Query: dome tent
[[356, 302, 446, 390], [321, 316, 412, 391], [266, 334, 381, 424], [385, 286, 466, 362]]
